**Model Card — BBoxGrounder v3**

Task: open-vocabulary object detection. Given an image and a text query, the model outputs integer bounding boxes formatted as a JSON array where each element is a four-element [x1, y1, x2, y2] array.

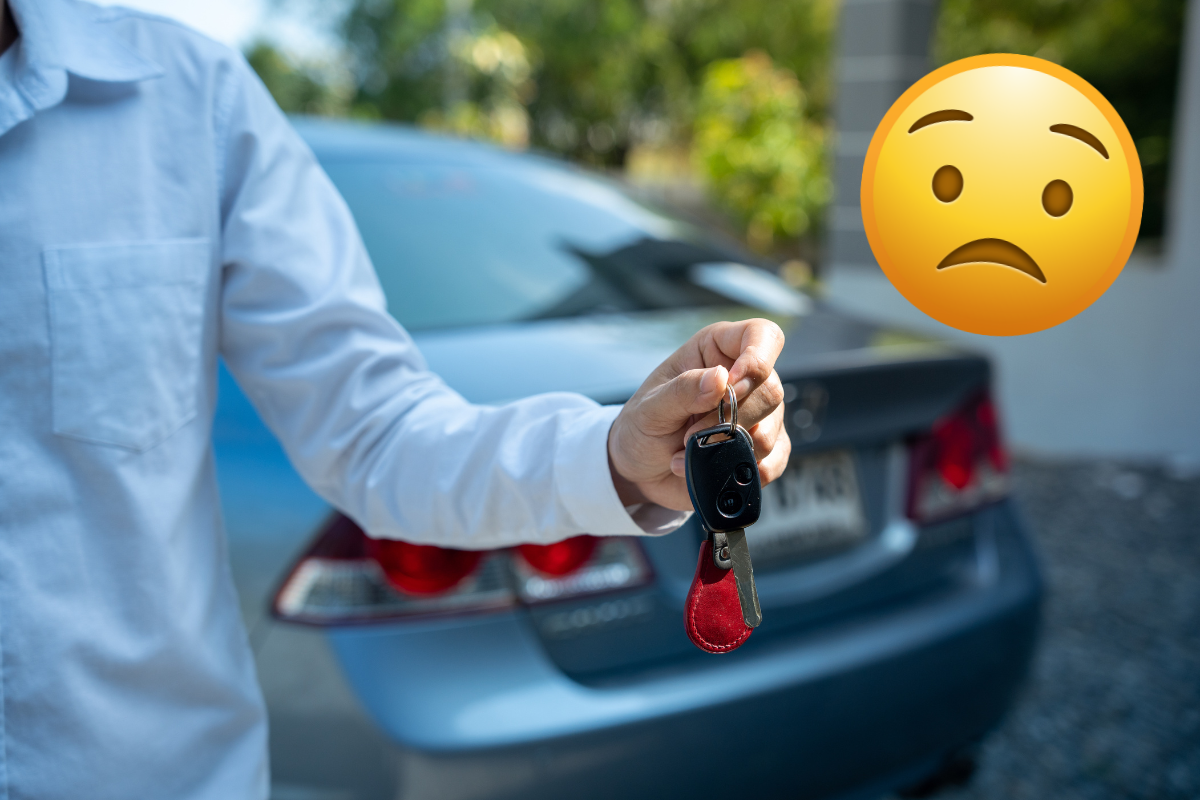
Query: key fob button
[[718, 490, 743, 517], [735, 462, 754, 485]]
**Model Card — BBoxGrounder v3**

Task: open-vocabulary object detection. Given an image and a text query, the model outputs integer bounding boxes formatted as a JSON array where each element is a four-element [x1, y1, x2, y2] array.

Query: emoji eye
[[1043, 180, 1073, 217], [932, 165, 963, 203]]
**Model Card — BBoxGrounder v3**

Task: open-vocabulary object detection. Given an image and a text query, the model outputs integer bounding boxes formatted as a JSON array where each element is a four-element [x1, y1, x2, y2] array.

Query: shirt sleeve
[[213, 56, 688, 548]]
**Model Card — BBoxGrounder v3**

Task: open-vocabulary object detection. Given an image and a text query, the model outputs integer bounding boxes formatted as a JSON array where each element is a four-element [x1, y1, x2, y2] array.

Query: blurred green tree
[[416, 26, 535, 148], [336, 0, 836, 167], [935, 0, 1188, 240], [245, 0, 837, 253], [694, 52, 830, 252], [245, 41, 353, 117]]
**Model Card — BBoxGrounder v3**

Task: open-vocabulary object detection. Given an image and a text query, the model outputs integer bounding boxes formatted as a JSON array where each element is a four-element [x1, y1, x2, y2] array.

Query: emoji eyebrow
[[1050, 124, 1109, 159], [908, 109, 974, 133]]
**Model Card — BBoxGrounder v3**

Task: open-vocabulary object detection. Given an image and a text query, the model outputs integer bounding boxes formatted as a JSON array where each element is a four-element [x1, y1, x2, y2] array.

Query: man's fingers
[[663, 319, 785, 393], [758, 428, 792, 485], [638, 364, 729, 435], [737, 370, 784, 429], [749, 403, 786, 460], [681, 370, 784, 441], [701, 320, 785, 397]]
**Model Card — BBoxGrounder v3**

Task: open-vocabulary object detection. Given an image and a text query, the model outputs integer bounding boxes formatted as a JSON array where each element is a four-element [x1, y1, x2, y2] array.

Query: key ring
[[717, 385, 737, 434]]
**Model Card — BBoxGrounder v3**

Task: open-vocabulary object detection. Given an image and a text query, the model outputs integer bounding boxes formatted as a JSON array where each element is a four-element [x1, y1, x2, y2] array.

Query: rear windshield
[[320, 158, 749, 331]]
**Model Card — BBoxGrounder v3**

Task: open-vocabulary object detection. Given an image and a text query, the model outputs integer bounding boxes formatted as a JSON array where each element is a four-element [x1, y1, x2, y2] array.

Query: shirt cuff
[[555, 403, 692, 537]]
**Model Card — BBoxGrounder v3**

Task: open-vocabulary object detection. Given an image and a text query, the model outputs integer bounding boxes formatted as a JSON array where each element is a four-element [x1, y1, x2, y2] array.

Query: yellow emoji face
[[862, 54, 1143, 336]]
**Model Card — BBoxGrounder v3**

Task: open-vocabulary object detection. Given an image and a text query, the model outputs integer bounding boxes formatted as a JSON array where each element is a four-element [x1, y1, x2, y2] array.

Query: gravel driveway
[[936, 458, 1200, 800]]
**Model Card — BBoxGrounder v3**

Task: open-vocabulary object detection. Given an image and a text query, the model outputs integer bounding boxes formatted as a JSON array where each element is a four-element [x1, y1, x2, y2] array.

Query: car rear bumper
[[264, 501, 1041, 799]]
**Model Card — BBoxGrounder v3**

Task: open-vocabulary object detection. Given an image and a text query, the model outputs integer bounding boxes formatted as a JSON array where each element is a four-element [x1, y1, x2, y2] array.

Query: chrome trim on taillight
[[273, 551, 515, 626], [272, 516, 655, 627], [510, 537, 652, 604]]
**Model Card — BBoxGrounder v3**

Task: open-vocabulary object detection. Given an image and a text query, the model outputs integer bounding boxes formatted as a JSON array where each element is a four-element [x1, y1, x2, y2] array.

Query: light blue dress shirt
[[0, 1, 685, 797]]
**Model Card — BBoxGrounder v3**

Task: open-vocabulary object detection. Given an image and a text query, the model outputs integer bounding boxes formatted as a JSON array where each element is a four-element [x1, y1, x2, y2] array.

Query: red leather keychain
[[685, 539, 753, 652], [682, 387, 763, 654]]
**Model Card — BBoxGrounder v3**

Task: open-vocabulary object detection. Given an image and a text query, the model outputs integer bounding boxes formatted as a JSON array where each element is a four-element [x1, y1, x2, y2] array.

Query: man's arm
[[215, 55, 787, 548]]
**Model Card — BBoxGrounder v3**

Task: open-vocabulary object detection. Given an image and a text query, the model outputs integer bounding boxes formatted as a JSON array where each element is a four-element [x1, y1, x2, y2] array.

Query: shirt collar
[[8, 0, 163, 84]]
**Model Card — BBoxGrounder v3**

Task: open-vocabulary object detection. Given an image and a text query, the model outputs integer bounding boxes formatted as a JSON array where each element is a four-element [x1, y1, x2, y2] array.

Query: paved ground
[[937, 458, 1200, 800]]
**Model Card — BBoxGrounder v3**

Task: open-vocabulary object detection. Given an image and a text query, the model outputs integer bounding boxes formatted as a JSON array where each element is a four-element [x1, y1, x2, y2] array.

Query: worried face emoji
[[861, 54, 1143, 336]]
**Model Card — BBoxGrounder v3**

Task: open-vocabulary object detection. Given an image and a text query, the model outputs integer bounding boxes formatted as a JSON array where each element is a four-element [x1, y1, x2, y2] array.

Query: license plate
[[748, 449, 867, 565]]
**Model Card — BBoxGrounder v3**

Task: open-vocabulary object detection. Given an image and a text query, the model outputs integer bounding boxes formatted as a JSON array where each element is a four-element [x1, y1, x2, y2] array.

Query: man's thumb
[[641, 365, 728, 429]]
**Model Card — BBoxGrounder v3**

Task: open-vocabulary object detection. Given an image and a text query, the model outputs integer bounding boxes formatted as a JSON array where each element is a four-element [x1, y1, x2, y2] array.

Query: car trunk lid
[[414, 307, 995, 678]]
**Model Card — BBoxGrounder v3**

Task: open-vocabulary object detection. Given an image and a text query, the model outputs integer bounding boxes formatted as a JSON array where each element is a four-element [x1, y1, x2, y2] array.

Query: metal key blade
[[725, 528, 762, 628]]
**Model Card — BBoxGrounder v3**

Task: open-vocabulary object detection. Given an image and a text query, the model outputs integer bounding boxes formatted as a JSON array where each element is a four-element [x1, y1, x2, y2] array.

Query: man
[[0, 0, 790, 797]]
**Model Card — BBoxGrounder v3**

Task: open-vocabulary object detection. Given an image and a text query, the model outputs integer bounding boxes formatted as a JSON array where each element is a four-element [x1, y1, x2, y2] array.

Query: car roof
[[290, 115, 564, 172]]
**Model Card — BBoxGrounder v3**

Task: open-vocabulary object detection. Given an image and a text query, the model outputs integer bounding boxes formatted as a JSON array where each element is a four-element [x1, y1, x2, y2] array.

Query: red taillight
[[932, 414, 975, 490], [976, 397, 1009, 472], [907, 391, 1010, 524], [273, 518, 652, 626], [272, 515, 512, 625], [366, 538, 482, 595], [517, 536, 598, 576]]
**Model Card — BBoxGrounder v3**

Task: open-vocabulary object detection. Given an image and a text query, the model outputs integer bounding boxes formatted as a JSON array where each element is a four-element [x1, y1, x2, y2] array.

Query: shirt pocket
[[43, 239, 210, 452]]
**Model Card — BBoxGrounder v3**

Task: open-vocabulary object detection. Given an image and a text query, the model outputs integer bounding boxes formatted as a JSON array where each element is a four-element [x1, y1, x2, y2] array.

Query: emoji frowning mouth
[[936, 238, 1047, 284]]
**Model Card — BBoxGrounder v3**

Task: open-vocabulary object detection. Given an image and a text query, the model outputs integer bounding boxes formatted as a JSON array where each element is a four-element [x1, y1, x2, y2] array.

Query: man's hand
[[608, 319, 791, 512]]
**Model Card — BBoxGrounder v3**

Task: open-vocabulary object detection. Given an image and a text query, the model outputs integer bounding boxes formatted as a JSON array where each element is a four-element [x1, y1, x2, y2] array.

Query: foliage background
[[693, 52, 829, 253], [248, 0, 837, 259], [249, 0, 1188, 258]]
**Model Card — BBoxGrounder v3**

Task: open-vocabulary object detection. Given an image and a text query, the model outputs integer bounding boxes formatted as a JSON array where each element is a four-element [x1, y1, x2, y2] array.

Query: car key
[[685, 386, 763, 630]]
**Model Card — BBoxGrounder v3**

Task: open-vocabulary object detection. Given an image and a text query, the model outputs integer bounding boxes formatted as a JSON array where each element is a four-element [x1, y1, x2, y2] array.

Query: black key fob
[[685, 423, 761, 533]]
